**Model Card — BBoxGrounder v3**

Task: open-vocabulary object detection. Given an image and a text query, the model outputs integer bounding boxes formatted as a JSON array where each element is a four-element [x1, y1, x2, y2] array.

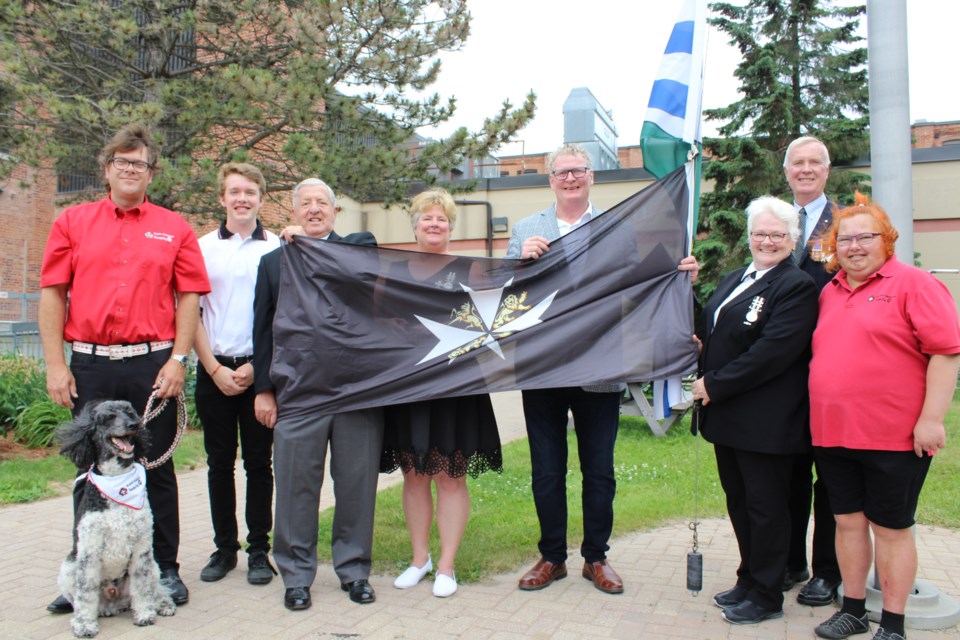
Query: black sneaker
[[199, 550, 237, 582], [815, 611, 870, 639], [247, 551, 278, 585]]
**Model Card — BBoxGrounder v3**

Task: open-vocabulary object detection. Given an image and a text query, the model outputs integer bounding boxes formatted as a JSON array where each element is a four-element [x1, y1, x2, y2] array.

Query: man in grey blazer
[[253, 178, 383, 611], [508, 143, 698, 594]]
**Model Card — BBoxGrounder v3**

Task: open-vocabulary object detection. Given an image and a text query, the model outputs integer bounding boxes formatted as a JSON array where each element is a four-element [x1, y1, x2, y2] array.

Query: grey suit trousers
[[272, 407, 384, 588]]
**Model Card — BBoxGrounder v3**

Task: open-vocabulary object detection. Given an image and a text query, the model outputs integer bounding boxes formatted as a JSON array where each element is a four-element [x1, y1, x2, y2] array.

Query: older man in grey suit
[[253, 178, 383, 611], [508, 143, 698, 595]]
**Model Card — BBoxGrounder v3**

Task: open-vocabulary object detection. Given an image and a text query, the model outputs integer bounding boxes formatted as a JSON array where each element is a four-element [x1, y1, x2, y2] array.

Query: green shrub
[[0, 354, 49, 432], [13, 398, 71, 448]]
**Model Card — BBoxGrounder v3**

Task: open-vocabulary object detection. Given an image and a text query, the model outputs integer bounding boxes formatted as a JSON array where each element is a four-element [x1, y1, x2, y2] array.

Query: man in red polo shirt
[[39, 123, 210, 612]]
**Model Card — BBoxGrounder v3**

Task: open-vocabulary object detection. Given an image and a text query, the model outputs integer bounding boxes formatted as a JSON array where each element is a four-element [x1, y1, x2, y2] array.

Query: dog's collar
[[79, 463, 147, 510]]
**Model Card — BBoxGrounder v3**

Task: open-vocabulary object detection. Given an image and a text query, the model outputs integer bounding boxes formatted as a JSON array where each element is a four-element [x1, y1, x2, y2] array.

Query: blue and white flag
[[640, 0, 707, 420], [640, 0, 707, 186]]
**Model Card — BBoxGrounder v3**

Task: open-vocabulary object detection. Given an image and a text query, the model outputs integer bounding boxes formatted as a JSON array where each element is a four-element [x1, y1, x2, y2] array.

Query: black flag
[[272, 168, 698, 419]]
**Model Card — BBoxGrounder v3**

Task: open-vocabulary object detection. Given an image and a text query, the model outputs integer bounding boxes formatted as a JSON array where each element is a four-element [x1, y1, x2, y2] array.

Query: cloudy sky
[[416, 0, 954, 155]]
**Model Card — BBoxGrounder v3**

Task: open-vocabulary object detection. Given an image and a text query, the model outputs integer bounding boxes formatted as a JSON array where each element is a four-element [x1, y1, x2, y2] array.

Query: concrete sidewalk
[[1, 391, 958, 639]]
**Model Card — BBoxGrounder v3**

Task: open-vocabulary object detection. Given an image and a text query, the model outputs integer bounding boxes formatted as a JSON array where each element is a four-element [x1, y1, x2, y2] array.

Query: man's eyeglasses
[[108, 157, 153, 173], [550, 167, 589, 180], [749, 231, 788, 243], [836, 232, 882, 248]]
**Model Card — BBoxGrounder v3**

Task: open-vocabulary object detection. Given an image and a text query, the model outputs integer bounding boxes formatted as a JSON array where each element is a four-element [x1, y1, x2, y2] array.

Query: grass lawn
[[319, 414, 729, 581], [319, 393, 960, 581], [3, 393, 959, 583], [0, 428, 206, 504]]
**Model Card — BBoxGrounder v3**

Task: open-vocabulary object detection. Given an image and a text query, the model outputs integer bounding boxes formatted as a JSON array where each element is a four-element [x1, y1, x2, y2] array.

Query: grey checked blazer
[[506, 203, 626, 394]]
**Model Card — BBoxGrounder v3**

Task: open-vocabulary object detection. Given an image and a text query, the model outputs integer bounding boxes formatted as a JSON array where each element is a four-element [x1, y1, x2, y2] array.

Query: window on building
[[56, 155, 101, 195], [56, 3, 196, 193]]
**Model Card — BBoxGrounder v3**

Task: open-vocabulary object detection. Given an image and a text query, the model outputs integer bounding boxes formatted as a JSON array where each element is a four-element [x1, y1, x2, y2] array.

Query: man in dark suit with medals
[[781, 136, 842, 606]]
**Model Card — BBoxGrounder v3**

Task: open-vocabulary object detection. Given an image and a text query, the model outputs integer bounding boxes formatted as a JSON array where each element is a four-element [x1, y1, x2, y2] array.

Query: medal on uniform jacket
[[811, 238, 825, 263], [744, 296, 764, 325]]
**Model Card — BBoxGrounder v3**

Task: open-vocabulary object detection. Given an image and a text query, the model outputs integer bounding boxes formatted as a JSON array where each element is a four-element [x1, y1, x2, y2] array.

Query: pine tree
[[0, 0, 535, 217], [695, 0, 868, 298]]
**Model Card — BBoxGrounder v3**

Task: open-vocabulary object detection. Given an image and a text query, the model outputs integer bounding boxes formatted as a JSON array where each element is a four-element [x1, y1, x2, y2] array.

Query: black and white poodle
[[56, 400, 175, 638]]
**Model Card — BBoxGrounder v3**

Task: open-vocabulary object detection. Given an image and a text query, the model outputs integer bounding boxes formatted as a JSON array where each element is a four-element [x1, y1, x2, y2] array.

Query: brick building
[[4, 119, 960, 325], [912, 120, 960, 148]]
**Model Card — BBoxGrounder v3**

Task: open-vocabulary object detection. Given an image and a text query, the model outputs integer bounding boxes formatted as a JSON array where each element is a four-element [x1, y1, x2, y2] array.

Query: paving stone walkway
[[2, 391, 958, 639]]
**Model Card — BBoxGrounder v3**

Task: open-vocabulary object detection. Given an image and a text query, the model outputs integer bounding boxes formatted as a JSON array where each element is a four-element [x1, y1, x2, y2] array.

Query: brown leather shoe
[[582, 560, 624, 594], [518, 558, 568, 591]]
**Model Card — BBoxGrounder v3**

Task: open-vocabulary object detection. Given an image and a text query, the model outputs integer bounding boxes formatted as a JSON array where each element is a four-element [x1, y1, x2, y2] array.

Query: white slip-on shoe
[[433, 572, 458, 598], [394, 556, 432, 589]]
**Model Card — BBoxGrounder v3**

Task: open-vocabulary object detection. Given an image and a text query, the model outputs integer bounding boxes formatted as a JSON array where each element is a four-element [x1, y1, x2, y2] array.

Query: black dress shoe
[[783, 567, 811, 591], [798, 576, 840, 606], [341, 579, 376, 604], [284, 586, 312, 610], [159, 568, 189, 605], [721, 598, 784, 624], [712, 584, 749, 609], [46, 595, 73, 614]]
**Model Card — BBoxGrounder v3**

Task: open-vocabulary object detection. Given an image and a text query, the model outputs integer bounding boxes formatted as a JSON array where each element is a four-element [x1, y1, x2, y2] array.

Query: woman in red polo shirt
[[809, 194, 960, 640]]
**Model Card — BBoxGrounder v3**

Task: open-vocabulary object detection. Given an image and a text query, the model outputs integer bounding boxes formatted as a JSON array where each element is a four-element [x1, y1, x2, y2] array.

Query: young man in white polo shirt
[[194, 162, 281, 585]]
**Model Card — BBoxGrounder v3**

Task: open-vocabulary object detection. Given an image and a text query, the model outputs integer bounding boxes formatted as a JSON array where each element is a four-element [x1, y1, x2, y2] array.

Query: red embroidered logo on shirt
[[145, 232, 174, 242]]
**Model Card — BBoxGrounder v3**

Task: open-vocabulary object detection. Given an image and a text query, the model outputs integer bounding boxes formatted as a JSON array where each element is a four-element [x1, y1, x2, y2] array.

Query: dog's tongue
[[111, 437, 133, 453]]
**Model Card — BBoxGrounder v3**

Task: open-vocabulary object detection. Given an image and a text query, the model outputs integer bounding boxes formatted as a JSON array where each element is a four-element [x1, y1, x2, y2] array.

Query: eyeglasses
[[749, 231, 788, 243], [108, 157, 153, 172], [836, 232, 882, 248], [550, 167, 589, 180]]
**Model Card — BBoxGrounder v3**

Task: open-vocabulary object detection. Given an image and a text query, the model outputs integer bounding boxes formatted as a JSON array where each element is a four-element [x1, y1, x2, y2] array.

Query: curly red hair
[[824, 192, 899, 273]]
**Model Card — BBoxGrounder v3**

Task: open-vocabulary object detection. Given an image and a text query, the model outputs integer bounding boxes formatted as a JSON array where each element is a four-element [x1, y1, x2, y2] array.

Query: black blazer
[[252, 230, 377, 395], [697, 260, 819, 454], [798, 201, 835, 292]]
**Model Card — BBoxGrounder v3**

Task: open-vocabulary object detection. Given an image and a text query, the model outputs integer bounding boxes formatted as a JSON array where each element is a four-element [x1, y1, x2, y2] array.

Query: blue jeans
[[521, 387, 620, 564]]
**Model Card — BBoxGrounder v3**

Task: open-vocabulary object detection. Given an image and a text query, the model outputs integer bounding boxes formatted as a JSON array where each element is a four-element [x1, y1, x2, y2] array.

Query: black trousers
[[69, 349, 181, 570], [787, 452, 840, 581], [714, 444, 793, 610], [195, 362, 273, 554], [521, 387, 620, 564]]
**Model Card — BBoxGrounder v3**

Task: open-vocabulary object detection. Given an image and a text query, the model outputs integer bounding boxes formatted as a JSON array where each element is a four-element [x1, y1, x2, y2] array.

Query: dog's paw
[[70, 617, 99, 638], [157, 598, 176, 617], [98, 604, 130, 617], [132, 612, 156, 627]]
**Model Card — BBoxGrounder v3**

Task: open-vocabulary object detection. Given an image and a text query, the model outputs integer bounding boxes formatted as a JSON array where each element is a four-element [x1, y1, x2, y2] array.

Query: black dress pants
[[714, 444, 793, 610], [787, 452, 840, 581], [195, 363, 273, 554]]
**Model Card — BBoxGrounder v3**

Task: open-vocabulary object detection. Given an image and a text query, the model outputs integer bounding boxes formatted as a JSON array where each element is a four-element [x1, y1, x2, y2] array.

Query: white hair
[[746, 196, 801, 242], [292, 178, 336, 209], [783, 136, 831, 168]]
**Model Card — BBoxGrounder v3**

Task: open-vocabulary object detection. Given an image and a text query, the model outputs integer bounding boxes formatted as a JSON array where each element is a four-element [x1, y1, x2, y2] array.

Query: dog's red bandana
[[80, 463, 147, 510]]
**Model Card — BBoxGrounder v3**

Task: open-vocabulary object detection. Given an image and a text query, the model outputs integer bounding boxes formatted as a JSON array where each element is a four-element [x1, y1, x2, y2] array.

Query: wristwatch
[[169, 354, 189, 368]]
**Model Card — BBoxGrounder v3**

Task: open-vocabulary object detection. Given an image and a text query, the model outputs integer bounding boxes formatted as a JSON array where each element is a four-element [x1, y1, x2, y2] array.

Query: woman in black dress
[[381, 188, 502, 598]]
